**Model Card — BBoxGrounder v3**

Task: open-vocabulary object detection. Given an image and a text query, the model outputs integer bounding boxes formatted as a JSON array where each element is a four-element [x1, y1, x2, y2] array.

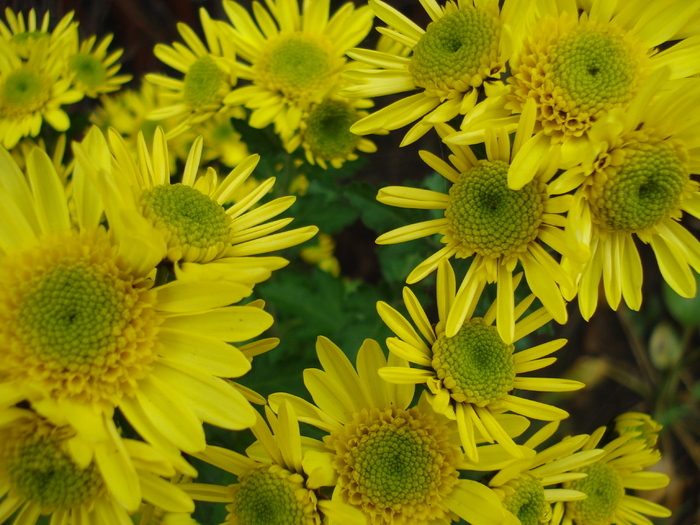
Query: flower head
[[66, 33, 131, 98]]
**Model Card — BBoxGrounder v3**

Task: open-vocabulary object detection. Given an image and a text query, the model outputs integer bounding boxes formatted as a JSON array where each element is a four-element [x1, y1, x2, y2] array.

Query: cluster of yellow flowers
[[0, 0, 692, 524]]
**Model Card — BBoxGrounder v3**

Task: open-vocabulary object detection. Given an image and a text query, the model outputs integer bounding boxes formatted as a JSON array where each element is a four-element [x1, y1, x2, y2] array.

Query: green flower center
[[257, 35, 333, 102], [590, 137, 688, 233], [0, 230, 159, 404], [0, 68, 50, 117], [303, 99, 360, 161], [568, 462, 625, 525], [432, 318, 515, 405], [69, 53, 107, 92], [184, 55, 226, 108], [141, 183, 231, 262], [4, 422, 103, 511], [409, 7, 500, 95], [228, 465, 317, 525], [446, 160, 544, 258], [331, 406, 460, 523], [502, 475, 548, 525]]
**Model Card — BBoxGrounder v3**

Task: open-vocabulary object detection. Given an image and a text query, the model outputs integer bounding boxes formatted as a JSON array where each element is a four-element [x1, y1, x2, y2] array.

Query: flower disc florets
[[567, 462, 625, 525], [0, 67, 50, 118], [432, 318, 516, 405], [227, 464, 320, 525], [0, 229, 159, 404], [409, 6, 501, 97], [69, 53, 107, 94], [183, 55, 227, 108], [588, 131, 689, 233], [501, 474, 549, 525], [303, 99, 360, 161], [446, 160, 544, 258], [1, 418, 104, 512], [330, 406, 460, 524]]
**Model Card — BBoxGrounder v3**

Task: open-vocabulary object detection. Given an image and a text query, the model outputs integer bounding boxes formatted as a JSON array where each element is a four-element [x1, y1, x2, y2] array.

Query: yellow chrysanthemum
[[0, 37, 82, 148], [269, 336, 523, 525], [74, 126, 318, 283], [285, 93, 377, 169], [614, 412, 662, 450], [146, 8, 241, 139], [450, 0, 700, 186], [219, 0, 374, 142], [65, 33, 131, 98], [551, 417, 672, 525], [343, 0, 532, 146], [0, 8, 75, 59], [183, 404, 365, 525], [551, 74, 700, 320], [376, 106, 580, 341], [0, 408, 193, 521], [377, 259, 583, 461], [300, 233, 341, 276], [0, 140, 275, 507], [462, 421, 605, 525]]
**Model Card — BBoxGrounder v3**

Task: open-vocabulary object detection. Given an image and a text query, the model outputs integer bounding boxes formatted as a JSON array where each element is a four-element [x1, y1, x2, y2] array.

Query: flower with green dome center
[[184, 55, 226, 108], [330, 406, 460, 524], [69, 53, 108, 92], [432, 318, 516, 405], [141, 183, 232, 261], [303, 99, 360, 161], [0, 229, 159, 404], [255, 35, 333, 102], [446, 160, 544, 258], [227, 464, 318, 525], [409, 6, 500, 95], [2, 420, 104, 512], [501, 475, 548, 525], [567, 462, 625, 525], [0, 68, 50, 117], [589, 136, 689, 233]]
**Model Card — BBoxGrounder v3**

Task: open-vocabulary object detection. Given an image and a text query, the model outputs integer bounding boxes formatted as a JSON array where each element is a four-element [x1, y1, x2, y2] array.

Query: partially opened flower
[[551, 418, 672, 525], [74, 126, 318, 284], [551, 74, 700, 319], [343, 0, 531, 146], [0, 407, 193, 521], [376, 106, 579, 340], [219, 0, 374, 142], [377, 259, 583, 461], [269, 336, 519, 525], [184, 403, 364, 524], [0, 138, 275, 505]]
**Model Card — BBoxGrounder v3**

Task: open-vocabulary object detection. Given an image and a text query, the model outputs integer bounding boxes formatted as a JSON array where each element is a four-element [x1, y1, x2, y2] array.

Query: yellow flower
[[551, 73, 700, 319], [219, 0, 374, 142], [184, 404, 364, 524], [551, 419, 672, 525], [343, 0, 529, 146], [66, 33, 131, 98], [376, 106, 579, 341], [146, 8, 240, 139], [377, 259, 583, 461], [450, 0, 700, 184], [0, 139, 275, 506], [269, 336, 520, 525], [0, 37, 82, 148], [614, 412, 662, 450], [0, 8, 75, 59], [300, 233, 341, 276], [0, 408, 193, 520], [74, 126, 318, 283]]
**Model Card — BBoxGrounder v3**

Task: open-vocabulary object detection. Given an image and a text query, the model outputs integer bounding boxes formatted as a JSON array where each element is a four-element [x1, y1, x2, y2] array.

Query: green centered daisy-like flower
[[65, 32, 131, 98], [462, 421, 605, 525], [183, 404, 365, 525], [376, 104, 580, 342], [551, 73, 700, 320], [0, 139, 276, 508], [0, 8, 75, 59], [269, 336, 525, 525], [0, 37, 82, 149], [343, 0, 532, 146], [551, 416, 672, 525], [146, 7, 241, 139], [377, 259, 583, 461], [0, 408, 194, 524], [449, 0, 700, 188], [74, 126, 318, 284], [219, 0, 374, 142]]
